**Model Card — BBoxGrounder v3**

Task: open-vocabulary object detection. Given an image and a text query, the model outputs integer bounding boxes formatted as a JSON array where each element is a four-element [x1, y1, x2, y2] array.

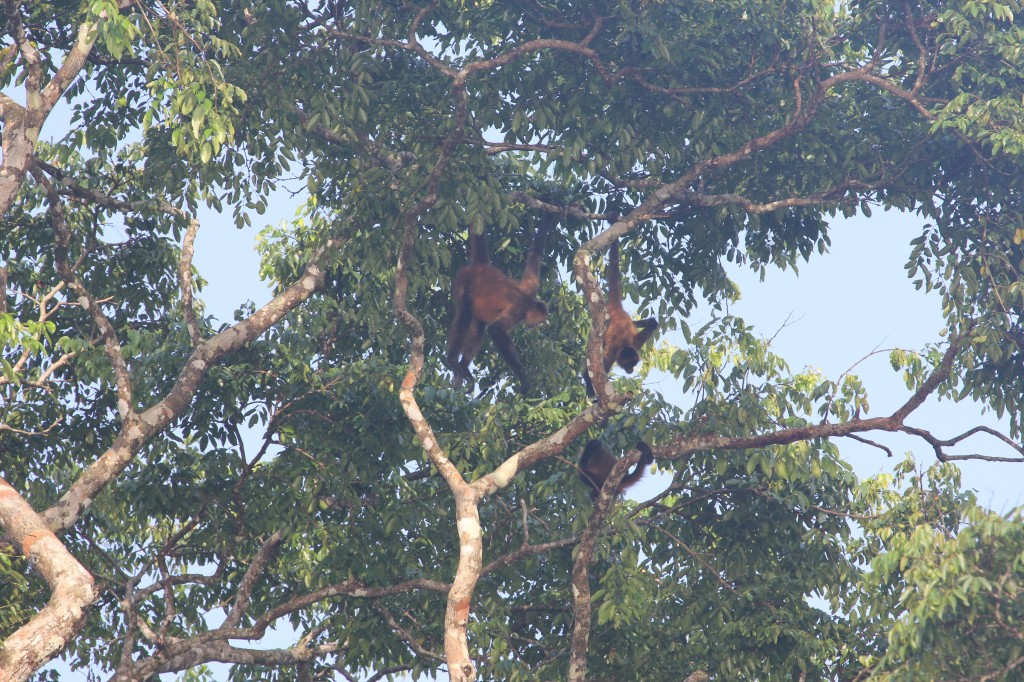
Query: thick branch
[[0, 478, 96, 682], [140, 640, 341, 681], [471, 401, 610, 499], [121, 577, 447, 681], [223, 530, 284, 628], [387, 23, 492, 678], [0, 3, 126, 217]]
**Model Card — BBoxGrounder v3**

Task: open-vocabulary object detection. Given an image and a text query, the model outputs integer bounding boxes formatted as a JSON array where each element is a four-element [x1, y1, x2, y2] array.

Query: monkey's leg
[[487, 323, 530, 394], [446, 289, 474, 388], [456, 320, 486, 392]]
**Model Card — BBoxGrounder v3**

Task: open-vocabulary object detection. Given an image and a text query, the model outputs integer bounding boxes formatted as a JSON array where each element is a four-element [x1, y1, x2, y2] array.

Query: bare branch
[[385, 32, 491, 680], [114, 577, 141, 679], [155, 555, 176, 644], [510, 193, 596, 221], [647, 523, 740, 598], [901, 424, 1024, 463], [35, 168, 137, 423], [143, 639, 342, 680], [119, 577, 447, 680], [374, 604, 445, 662], [480, 537, 578, 576], [34, 158, 188, 219], [363, 665, 417, 682], [483, 140, 557, 155], [844, 433, 895, 458], [659, 338, 1023, 465], [0, 281, 74, 389]]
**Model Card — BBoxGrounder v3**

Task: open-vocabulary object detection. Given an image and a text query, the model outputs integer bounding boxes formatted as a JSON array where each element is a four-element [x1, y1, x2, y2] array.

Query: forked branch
[[0, 479, 96, 682]]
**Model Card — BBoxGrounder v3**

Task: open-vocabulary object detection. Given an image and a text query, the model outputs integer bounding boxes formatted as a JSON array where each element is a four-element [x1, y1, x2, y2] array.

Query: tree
[[3, 1, 1024, 680]]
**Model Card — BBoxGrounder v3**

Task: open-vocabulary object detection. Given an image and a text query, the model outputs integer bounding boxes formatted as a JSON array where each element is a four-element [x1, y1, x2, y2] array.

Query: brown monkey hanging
[[578, 439, 654, 499], [584, 239, 659, 396], [445, 218, 550, 394]]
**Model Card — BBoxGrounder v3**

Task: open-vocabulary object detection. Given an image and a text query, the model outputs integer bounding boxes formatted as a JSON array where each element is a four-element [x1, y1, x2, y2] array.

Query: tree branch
[[567, 447, 646, 682], [0, 3, 118, 217], [662, 338, 1022, 464], [178, 217, 203, 346], [36, 168, 138, 423], [41, 237, 342, 532], [0, 478, 96, 682], [224, 530, 285, 628], [119, 577, 447, 681]]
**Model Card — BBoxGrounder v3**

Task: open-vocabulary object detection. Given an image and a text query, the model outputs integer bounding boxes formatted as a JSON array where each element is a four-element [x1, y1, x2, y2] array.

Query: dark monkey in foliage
[[578, 439, 654, 499], [445, 219, 550, 394], [584, 239, 659, 396]]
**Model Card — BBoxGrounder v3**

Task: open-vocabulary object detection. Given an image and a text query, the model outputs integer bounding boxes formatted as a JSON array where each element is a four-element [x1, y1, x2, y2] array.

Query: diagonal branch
[[374, 604, 446, 662], [223, 530, 285, 628], [663, 339, 1022, 464], [35, 168, 137, 422], [41, 236, 342, 532], [0, 2, 133, 218]]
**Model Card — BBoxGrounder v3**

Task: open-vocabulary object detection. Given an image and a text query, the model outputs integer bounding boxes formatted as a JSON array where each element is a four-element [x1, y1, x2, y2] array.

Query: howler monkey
[[578, 439, 654, 499], [445, 218, 550, 394], [584, 239, 659, 396]]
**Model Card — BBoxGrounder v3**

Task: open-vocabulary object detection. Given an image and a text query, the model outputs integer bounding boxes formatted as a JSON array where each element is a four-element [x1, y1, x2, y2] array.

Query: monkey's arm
[[632, 317, 659, 350]]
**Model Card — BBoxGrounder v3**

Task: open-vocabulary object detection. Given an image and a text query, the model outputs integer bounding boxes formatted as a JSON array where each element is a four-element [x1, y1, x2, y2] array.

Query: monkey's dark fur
[[584, 239, 659, 396], [446, 219, 550, 394], [578, 439, 654, 499]]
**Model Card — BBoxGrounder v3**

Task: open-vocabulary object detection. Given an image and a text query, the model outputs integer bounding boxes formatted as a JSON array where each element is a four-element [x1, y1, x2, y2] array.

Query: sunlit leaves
[[88, 0, 141, 61]]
